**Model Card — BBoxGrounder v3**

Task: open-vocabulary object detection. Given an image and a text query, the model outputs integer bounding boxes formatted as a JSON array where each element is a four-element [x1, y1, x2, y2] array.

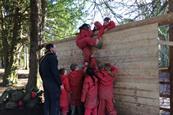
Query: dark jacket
[[39, 52, 61, 88]]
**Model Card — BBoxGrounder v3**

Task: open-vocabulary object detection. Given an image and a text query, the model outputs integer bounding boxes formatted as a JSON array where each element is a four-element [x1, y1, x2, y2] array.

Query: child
[[93, 21, 104, 40], [81, 67, 98, 115], [97, 63, 118, 115], [68, 63, 86, 115], [103, 17, 116, 31], [59, 68, 70, 115], [75, 23, 100, 64]]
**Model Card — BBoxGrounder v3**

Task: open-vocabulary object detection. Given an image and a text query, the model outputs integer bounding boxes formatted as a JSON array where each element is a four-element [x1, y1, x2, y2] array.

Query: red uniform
[[81, 76, 98, 115], [103, 21, 116, 30], [97, 65, 118, 115], [89, 57, 98, 71], [68, 69, 84, 106], [94, 21, 104, 39], [76, 29, 97, 63], [60, 74, 70, 115]]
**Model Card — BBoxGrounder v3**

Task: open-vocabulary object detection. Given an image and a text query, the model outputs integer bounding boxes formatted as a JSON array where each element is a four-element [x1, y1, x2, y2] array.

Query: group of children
[[59, 17, 118, 115]]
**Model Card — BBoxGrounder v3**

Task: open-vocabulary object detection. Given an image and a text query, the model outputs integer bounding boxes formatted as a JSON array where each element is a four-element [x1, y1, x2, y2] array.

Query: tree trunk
[[26, 0, 41, 91]]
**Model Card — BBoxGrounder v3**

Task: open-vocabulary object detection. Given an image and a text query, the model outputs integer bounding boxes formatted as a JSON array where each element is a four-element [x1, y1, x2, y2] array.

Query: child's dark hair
[[45, 43, 54, 50], [104, 17, 111, 22], [85, 67, 97, 84], [79, 23, 90, 30], [59, 68, 65, 75], [70, 64, 78, 71]]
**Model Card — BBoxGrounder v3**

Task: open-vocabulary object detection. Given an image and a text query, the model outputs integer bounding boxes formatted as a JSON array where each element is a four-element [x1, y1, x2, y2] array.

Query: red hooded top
[[76, 29, 94, 49], [60, 74, 70, 107], [76, 29, 93, 41], [94, 21, 104, 39], [97, 65, 118, 99], [103, 21, 116, 30], [81, 75, 98, 108], [90, 57, 98, 71], [68, 69, 84, 106]]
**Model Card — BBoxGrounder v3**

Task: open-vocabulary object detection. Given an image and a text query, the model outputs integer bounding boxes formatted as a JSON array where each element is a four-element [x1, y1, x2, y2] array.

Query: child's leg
[[91, 107, 97, 115], [84, 108, 92, 115], [77, 104, 84, 115], [83, 47, 92, 63], [106, 99, 117, 115], [98, 99, 106, 115], [61, 106, 69, 115], [70, 105, 76, 115]]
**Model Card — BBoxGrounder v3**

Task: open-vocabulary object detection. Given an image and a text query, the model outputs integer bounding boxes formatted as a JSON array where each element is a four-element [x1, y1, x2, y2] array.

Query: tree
[[0, 0, 29, 86], [44, 0, 83, 41], [26, 0, 44, 91]]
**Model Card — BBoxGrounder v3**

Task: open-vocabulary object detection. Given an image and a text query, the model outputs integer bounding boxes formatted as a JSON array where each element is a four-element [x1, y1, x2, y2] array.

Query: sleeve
[[48, 55, 62, 86], [111, 65, 119, 74], [64, 77, 71, 92], [81, 78, 90, 102], [107, 21, 116, 30], [98, 27, 104, 39]]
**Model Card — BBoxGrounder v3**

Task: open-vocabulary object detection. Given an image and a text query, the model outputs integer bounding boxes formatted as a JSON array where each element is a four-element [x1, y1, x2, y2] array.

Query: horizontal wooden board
[[115, 94, 159, 106], [114, 87, 159, 98], [115, 82, 159, 92], [115, 101, 159, 115]]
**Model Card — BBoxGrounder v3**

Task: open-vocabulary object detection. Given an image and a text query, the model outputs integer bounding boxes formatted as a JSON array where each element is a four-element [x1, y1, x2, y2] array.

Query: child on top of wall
[[96, 63, 119, 115], [68, 63, 87, 115], [75, 23, 100, 64], [59, 68, 71, 115], [81, 67, 98, 115], [93, 21, 105, 40], [103, 17, 116, 31]]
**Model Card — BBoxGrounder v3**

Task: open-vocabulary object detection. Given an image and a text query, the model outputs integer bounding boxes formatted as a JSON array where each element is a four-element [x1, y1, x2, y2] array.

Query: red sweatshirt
[[76, 29, 94, 49], [60, 74, 70, 108], [94, 21, 104, 39], [97, 66, 118, 99], [103, 21, 116, 30], [68, 69, 84, 106], [81, 76, 98, 108]]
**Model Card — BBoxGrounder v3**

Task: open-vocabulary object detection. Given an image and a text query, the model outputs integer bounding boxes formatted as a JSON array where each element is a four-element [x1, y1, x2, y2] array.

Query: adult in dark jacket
[[39, 43, 61, 115]]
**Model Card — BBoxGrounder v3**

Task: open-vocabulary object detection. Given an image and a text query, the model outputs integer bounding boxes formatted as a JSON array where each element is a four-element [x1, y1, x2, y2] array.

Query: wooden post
[[169, 0, 173, 115]]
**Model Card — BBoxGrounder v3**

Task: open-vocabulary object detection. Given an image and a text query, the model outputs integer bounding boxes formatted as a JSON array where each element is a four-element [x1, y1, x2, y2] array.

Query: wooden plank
[[159, 40, 173, 46], [115, 82, 159, 92], [115, 95, 159, 106], [115, 87, 159, 98], [115, 77, 159, 83], [103, 24, 158, 42], [116, 101, 159, 115]]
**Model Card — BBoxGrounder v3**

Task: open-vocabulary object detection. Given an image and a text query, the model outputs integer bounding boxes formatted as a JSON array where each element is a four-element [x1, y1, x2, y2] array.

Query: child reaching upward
[[81, 67, 98, 115], [97, 63, 118, 115], [59, 68, 70, 115]]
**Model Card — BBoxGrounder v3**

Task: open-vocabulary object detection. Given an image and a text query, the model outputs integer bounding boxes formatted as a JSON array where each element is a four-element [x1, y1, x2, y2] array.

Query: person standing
[[97, 63, 118, 115], [81, 67, 98, 115], [68, 63, 85, 115], [59, 68, 71, 115], [39, 43, 61, 115]]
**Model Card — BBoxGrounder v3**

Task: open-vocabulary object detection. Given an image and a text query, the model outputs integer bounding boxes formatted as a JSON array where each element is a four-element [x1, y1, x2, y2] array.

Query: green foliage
[[44, 0, 83, 41]]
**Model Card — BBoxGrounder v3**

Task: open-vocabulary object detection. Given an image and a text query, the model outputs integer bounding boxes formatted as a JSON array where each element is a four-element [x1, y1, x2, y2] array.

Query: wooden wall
[[54, 24, 160, 115]]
